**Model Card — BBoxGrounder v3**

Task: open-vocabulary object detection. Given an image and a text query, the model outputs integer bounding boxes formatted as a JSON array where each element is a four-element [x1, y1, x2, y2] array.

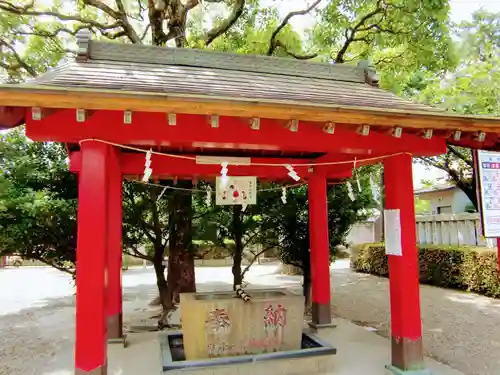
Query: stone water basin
[[161, 331, 337, 375], [180, 288, 305, 360]]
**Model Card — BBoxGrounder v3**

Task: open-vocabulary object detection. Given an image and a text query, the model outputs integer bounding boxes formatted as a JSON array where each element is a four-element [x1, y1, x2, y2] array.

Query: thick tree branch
[[186, 0, 226, 11], [334, 1, 384, 63], [0, 1, 121, 31], [141, 24, 152, 41], [123, 247, 152, 261], [0, 39, 37, 77], [240, 246, 273, 279], [447, 144, 474, 168], [204, 0, 245, 46], [83, 0, 141, 43], [82, 0, 121, 19], [115, 0, 126, 14], [374, 51, 405, 65], [1, 0, 140, 44], [273, 40, 318, 60], [20, 24, 124, 40], [267, 0, 322, 56]]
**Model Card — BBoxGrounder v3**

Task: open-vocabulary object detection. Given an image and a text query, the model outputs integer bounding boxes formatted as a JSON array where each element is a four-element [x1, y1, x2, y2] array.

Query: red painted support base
[[308, 173, 332, 327], [75, 366, 107, 375], [106, 147, 123, 340], [75, 141, 110, 375], [384, 154, 427, 374]]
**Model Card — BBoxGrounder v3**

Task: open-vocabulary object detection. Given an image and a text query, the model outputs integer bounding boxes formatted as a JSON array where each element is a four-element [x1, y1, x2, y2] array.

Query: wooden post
[[75, 141, 109, 375], [308, 173, 332, 327], [107, 147, 123, 341], [384, 154, 429, 374]]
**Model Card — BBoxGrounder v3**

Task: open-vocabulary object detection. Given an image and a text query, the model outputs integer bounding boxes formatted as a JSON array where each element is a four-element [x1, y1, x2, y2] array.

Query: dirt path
[[328, 265, 500, 375]]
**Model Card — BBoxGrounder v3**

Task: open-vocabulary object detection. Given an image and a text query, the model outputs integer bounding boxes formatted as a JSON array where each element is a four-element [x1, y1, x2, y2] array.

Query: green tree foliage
[[274, 170, 376, 304], [416, 10, 500, 209], [0, 128, 78, 273], [0, 1, 319, 318], [310, 0, 456, 94], [4, 1, 486, 314], [193, 182, 282, 289], [195, 169, 378, 291]]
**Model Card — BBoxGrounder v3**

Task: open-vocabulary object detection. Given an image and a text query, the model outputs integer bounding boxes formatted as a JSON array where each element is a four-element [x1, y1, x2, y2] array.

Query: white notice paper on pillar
[[384, 209, 402, 256]]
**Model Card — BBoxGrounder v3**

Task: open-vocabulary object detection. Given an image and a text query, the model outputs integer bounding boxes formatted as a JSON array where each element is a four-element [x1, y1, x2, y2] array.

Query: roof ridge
[[75, 30, 373, 85]]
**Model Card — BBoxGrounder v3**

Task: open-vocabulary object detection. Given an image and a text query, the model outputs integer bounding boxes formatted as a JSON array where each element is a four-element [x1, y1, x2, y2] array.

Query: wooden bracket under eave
[[75, 109, 96, 123], [30, 107, 59, 121]]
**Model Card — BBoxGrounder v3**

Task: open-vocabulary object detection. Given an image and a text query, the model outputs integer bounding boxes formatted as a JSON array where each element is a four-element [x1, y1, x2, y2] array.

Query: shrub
[[193, 243, 231, 260], [351, 243, 500, 298]]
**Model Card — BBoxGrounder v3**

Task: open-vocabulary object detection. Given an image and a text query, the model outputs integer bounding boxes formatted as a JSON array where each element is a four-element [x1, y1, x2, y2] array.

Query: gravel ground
[[326, 263, 500, 375], [0, 265, 293, 375], [1, 263, 498, 375], [0, 287, 158, 375]]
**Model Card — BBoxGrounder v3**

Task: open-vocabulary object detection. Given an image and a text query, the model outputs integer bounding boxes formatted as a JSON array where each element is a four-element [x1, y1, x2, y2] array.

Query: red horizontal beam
[[69, 151, 353, 180], [26, 109, 447, 156]]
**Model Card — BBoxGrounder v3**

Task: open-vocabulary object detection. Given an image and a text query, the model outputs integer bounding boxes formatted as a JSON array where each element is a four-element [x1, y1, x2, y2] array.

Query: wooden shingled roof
[[2, 30, 500, 134], [26, 31, 439, 114]]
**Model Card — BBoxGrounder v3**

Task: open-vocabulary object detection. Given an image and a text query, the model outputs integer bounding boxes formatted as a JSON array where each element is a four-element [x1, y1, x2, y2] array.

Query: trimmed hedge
[[351, 243, 500, 298]]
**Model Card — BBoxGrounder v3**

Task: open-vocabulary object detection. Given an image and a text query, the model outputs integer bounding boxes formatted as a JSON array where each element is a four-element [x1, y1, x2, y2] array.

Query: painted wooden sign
[[476, 150, 500, 237], [215, 176, 257, 205]]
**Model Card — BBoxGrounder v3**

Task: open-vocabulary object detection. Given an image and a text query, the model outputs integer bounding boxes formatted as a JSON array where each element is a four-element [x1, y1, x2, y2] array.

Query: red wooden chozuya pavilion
[[2, 30, 500, 375]]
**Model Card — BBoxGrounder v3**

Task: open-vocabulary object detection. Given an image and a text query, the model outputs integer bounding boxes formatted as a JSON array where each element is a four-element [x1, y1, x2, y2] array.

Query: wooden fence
[[416, 213, 495, 248]]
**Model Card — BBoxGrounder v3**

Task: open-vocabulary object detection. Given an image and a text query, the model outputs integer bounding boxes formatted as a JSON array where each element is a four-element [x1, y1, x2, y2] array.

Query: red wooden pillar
[[106, 147, 123, 340], [308, 173, 332, 327], [384, 154, 428, 374], [75, 141, 110, 375]]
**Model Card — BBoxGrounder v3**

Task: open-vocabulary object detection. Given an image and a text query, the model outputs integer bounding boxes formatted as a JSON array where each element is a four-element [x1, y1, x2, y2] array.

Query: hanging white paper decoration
[[220, 162, 229, 188], [347, 181, 356, 201], [142, 149, 153, 183], [285, 164, 300, 181], [281, 187, 287, 204], [369, 174, 380, 203], [354, 157, 362, 192]]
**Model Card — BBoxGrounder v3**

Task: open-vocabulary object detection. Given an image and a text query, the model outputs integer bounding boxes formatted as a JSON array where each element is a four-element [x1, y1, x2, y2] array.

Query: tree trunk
[[153, 244, 169, 310], [167, 180, 196, 304], [458, 173, 478, 211], [232, 205, 243, 289]]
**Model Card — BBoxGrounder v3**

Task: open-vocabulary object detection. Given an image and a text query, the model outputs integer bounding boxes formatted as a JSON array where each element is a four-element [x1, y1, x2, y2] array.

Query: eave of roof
[[414, 186, 456, 195], [1, 85, 500, 132]]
